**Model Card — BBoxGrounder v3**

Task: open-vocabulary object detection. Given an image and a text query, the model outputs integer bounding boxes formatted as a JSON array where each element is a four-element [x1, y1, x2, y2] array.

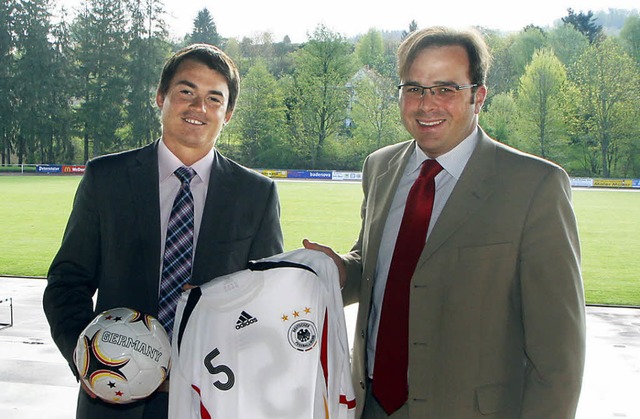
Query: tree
[[562, 8, 603, 44], [126, 0, 169, 149], [479, 92, 518, 146], [73, 0, 129, 160], [570, 37, 640, 177], [232, 60, 289, 167], [355, 29, 384, 69], [349, 68, 403, 161], [402, 20, 418, 40], [0, 0, 17, 164], [547, 24, 589, 68], [187, 8, 220, 46], [354, 28, 398, 80], [562, 80, 600, 176], [515, 49, 569, 160], [13, 0, 74, 163], [288, 25, 356, 168], [509, 26, 548, 77], [620, 15, 640, 64], [484, 30, 519, 98], [222, 37, 241, 63], [272, 35, 296, 77], [48, 6, 76, 163], [237, 32, 278, 74]]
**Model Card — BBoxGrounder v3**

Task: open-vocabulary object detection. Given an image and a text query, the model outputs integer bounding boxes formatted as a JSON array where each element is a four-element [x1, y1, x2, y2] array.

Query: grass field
[[0, 175, 638, 306]]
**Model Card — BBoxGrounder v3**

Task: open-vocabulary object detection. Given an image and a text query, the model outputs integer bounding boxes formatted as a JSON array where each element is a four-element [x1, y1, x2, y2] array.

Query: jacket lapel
[[419, 130, 497, 265], [191, 149, 235, 284], [128, 141, 162, 304], [363, 142, 414, 279]]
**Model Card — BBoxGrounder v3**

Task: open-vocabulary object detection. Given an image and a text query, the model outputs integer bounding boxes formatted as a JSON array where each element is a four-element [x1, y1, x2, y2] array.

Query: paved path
[[1, 277, 638, 418]]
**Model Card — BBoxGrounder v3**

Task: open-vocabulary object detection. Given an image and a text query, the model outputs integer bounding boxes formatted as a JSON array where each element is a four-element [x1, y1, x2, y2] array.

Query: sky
[[54, 0, 639, 43]]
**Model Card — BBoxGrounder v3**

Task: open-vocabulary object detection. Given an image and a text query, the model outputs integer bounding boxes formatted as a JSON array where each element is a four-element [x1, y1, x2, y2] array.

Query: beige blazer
[[343, 129, 586, 418]]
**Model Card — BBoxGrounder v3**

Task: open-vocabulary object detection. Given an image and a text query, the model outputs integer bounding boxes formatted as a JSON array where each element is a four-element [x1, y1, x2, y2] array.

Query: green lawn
[[278, 181, 362, 253], [0, 176, 638, 306], [573, 190, 640, 306], [0, 176, 77, 277]]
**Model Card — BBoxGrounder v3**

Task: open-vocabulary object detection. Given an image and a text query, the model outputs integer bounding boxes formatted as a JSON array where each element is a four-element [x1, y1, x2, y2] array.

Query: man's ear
[[474, 85, 487, 114], [156, 90, 165, 109], [224, 110, 234, 125]]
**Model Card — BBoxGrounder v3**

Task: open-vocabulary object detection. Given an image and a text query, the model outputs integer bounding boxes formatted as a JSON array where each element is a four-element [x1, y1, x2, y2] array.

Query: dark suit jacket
[[343, 129, 586, 418], [43, 140, 284, 418]]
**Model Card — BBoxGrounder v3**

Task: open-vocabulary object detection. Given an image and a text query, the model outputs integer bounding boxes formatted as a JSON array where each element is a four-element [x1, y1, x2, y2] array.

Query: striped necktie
[[158, 166, 196, 340]]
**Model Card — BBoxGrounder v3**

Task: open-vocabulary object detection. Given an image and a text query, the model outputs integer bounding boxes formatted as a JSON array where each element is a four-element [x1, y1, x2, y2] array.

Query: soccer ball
[[73, 307, 171, 403]]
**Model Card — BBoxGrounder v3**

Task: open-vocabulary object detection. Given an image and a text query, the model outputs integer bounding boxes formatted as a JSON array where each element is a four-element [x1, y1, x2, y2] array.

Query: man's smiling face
[[399, 45, 486, 158], [156, 59, 232, 163]]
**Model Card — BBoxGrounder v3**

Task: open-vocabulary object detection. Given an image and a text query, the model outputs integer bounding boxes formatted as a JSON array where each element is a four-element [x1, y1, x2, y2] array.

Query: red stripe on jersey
[[321, 309, 329, 387], [340, 394, 357, 409], [191, 384, 212, 419]]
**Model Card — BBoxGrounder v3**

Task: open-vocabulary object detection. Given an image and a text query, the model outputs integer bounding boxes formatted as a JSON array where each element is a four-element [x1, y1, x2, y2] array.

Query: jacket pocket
[[459, 242, 513, 265], [475, 381, 521, 414]]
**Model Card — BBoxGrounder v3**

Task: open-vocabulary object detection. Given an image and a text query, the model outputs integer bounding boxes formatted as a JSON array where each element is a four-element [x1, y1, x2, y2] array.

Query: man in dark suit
[[305, 26, 585, 418], [43, 44, 284, 419]]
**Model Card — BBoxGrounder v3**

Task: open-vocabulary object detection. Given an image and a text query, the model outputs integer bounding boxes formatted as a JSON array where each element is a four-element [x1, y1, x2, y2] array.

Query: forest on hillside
[[1, 1, 639, 177]]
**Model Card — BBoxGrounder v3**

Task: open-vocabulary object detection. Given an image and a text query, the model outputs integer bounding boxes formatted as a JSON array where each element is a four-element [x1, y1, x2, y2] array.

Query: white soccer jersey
[[168, 248, 356, 419]]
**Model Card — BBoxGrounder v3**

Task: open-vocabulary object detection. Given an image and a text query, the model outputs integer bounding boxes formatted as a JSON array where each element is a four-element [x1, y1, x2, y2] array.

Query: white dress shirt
[[367, 128, 479, 376]]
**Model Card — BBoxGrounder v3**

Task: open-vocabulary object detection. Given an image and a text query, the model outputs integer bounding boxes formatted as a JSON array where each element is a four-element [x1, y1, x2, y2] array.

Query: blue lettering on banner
[[286, 170, 332, 179], [308, 171, 332, 179], [36, 165, 62, 173]]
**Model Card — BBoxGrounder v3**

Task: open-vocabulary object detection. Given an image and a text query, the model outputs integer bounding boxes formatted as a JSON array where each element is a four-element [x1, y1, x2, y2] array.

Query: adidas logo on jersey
[[235, 311, 258, 330]]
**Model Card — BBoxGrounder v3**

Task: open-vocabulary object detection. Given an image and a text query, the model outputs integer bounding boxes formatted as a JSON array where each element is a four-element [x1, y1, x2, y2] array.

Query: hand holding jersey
[[302, 239, 347, 288]]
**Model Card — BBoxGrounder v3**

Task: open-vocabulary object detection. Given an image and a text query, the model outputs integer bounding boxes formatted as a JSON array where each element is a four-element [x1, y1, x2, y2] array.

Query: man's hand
[[80, 380, 98, 399], [302, 239, 347, 288], [73, 345, 98, 399]]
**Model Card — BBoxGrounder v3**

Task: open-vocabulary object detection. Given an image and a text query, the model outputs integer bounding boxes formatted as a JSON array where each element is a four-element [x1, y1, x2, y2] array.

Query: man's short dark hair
[[397, 27, 491, 87], [157, 44, 240, 113]]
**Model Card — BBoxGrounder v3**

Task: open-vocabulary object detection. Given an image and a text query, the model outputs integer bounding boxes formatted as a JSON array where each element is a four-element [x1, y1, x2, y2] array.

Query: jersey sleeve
[[317, 252, 357, 418], [169, 289, 207, 419]]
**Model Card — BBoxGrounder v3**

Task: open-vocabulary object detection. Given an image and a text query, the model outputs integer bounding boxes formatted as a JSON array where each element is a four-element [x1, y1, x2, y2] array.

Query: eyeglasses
[[398, 83, 478, 101]]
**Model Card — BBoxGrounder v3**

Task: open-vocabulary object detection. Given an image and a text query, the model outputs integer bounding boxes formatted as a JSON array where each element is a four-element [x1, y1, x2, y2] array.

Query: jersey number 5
[[204, 348, 235, 391]]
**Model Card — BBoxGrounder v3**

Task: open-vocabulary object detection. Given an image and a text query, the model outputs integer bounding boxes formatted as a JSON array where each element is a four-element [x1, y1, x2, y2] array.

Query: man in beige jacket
[[306, 26, 585, 418]]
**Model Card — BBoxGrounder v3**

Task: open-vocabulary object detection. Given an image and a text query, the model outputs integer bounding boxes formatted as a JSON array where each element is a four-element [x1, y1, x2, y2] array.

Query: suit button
[[360, 381, 365, 389], [360, 329, 365, 339]]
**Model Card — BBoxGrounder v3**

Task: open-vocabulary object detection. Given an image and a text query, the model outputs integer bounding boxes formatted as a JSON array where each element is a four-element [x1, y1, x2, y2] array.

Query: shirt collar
[[409, 126, 479, 180], [158, 140, 214, 185]]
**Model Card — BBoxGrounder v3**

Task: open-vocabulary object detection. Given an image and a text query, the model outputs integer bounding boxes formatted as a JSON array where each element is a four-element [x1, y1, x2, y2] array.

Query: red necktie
[[372, 159, 443, 414]]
